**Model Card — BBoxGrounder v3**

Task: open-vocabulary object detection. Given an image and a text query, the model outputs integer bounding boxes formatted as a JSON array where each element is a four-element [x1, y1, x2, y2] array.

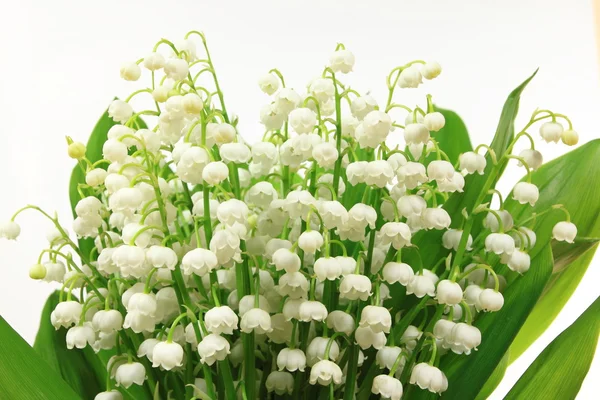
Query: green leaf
[[430, 106, 472, 165], [0, 316, 81, 400], [505, 295, 600, 400], [414, 70, 538, 267], [509, 244, 598, 363], [504, 139, 600, 262], [418, 244, 553, 400], [33, 291, 103, 399], [503, 139, 600, 361], [474, 350, 509, 400]]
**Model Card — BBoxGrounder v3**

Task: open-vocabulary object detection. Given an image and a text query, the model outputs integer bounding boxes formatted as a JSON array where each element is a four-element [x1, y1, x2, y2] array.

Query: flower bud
[[143, 52, 165, 71], [478, 289, 503, 313], [422, 61, 442, 79], [552, 221, 577, 243], [29, 263, 46, 280], [435, 280, 463, 305], [68, 141, 87, 159], [120, 61, 141, 81], [561, 130, 579, 146], [424, 112, 445, 131]]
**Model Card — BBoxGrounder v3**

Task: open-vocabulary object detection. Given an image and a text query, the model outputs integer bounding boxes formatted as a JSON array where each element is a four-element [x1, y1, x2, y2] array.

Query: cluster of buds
[[0, 31, 579, 400]]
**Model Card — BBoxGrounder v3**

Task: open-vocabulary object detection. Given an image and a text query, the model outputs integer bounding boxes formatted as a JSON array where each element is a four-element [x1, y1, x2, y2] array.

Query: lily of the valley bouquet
[[1, 31, 599, 400]]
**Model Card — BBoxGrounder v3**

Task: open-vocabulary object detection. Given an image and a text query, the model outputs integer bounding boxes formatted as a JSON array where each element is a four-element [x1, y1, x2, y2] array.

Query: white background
[[1, 0, 598, 398]]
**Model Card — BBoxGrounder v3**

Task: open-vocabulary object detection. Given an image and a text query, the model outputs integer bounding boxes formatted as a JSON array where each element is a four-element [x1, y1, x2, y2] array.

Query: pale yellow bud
[[561, 130, 579, 146], [29, 263, 46, 280], [68, 142, 87, 159]]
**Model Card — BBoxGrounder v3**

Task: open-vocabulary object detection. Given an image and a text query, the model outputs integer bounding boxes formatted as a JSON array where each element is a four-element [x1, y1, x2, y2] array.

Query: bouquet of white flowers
[[1, 31, 599, 400]]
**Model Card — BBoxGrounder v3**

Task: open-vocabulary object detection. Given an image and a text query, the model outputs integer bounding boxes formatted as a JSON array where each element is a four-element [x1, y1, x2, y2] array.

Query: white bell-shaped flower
[[197, 333, 231, 365], [340, 274, 372, 301], [309, 360, 343, 386], [164, 58, 189, 81], [379, 222, 412, 250], [181, 248, 218, 276], [360, 305, 392, 333], [240, 308, 272, 334], [298, 300, 328, 322], [0, 221, 20, 240], [463, 284, 483, 309], [435, 280, 463, 306], [459, 151, 486, 175], [446, 323, 481, 355], [146, 246, 178, 271], [423, 112, 445, 132], [66, 324, 95, 349], [364, 160, 394, 188], [382, 262, 414, 285], [298, 230, 324, 254], [51, 301, 82, 329], [513, 182, 539, 206], [289, 108, 317, 134], [202, 161, 229, 186], [277, 348, 306, 372], [95, 390, 123, 400], [376, 346, 405, 371], [442, 229, 473, 251], [403, 124, 429, 145], [329, 49, 355, 73], [152, 341, 184, 370], [326, 310, 355, 336], [278, 272, 310, 299], [92, 310, 123, 333], [312, 142, 338, 169], [115, 362, 146, 388], [409, 363, 448, 394], [422, 208, 451, 230], [274, 88, 301, 115], [108, 100, 133, 124], [398, 65, 422, 88], [552, 221, 577, 243], [539, 121, 563, 143], [258, 73, 280, 95], [355, 326, 387, 350], [307, 337, 339, 366], [406, 274, 436, 298], [205, 306, 239, 335], [372, 375, 403, 400], [313, 257, 342, 281], [319, 201, 348, 230], [485, 233, 515, 256], [137, 338, 160, 362], [351, 95, 378, 120], [519, 149, 543, 170], [209, 229, 242, 265], [266, 371, 294, 395], [220, 142, 251, 164], [507, 249, 531, 274], [483, 210, 514, 233], [479, 289, 504, 312], [397, 162, 428, 189]]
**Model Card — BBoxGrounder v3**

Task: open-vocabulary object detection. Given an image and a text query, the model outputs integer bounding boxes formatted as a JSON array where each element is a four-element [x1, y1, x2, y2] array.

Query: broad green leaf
[[431, 106, 472, 165], [413, 245, 553, 400], [504, 139, 600, 261], [474, 350, 509, 400], [33, 292, 103, 399], [505, 295, 600, 400], [503, 139, 600, 360], [0, 316, 81, 400], [414, 70, 538, 267], [509, 244, 598, 363]]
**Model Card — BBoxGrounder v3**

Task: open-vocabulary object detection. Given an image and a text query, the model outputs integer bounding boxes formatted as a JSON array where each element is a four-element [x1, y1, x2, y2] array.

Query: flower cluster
[[1, 31, 579, 400]]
